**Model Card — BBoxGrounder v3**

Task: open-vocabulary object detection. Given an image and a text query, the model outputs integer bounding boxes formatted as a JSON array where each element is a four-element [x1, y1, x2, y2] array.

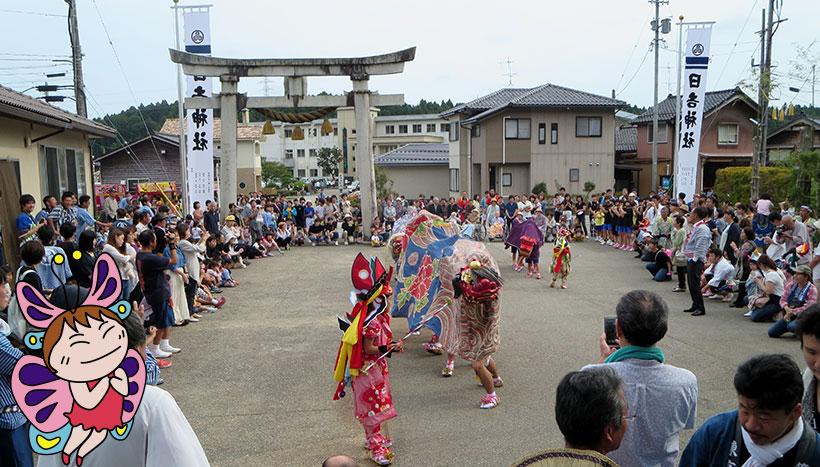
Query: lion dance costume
[[333, 253, 397, 465], [550, 226, 572, 289]]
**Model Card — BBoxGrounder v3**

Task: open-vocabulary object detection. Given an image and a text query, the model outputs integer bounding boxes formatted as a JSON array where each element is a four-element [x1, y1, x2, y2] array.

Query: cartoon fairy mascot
[[11, 253, 146, 466], [332, 253, 398, 465], [551, 226, 572, 289]]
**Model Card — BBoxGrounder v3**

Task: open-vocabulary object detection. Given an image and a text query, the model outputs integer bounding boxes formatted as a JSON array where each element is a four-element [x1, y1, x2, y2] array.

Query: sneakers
[[422, 342, 443, 355], [535, 273, 541, 280], [493, 377, 504, 387], [480, 393, 500, 409], [188, 316, 200, 323], [215, 297, 227, 308], [441, 362, 454, 377], [160, 342, 181, 354], [369, 446, 394, 465], [149, 346, 171, 358], [156, 358, 172, 369], [744, 310, 753, 317], [672, 286, 686, 293]]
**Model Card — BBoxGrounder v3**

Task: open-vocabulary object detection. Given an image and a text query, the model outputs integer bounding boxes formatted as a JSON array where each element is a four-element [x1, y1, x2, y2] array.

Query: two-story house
[[440, 83, 623, 197], [766, 115, 820, 161], [631, 87, 758, 195]]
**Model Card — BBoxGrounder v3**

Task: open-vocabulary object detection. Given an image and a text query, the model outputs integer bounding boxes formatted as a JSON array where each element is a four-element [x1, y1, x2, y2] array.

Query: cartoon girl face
[[45, 307, 128, 382]]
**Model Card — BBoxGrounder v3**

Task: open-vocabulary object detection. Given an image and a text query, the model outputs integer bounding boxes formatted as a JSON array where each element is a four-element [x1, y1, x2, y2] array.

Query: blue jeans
[[121, 279, 131, 301], [750, 296, 782, 322], [0, 423, 34, 467], [768, 318, 798, 338], [646, 263, 671, 282]]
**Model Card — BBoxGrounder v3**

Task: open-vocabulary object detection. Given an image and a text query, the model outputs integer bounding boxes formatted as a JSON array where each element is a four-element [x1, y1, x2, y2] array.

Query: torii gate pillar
[[219, 75, 239, 213], [352, 79, 376, 232]]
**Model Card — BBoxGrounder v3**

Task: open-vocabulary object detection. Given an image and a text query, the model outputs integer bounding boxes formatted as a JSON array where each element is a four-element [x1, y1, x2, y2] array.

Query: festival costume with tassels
[[333, 254, 397, 465], [551, 227, 572, 285]]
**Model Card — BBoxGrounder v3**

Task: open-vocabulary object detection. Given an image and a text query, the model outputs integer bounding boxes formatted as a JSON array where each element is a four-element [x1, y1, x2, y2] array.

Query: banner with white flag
[[675, 25, 713, 201], [183, 9, 214, 212]]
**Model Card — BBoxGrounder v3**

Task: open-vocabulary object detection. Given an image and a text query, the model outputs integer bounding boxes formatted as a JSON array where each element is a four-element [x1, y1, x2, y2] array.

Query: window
[[569, 168, 580, 182], [471, 124, 481, 138], [309, 149, 317, 158], [576, 117, 602, 137], [412, 124, 422, 133], [40, 146, 87, 197], [449, 168, 459, 191], [718, 123, 739, 145], [385, 125, 395, 135], [647, 124, 668, 143], [441, 123, 450, 132], [426, 123, 436, 132], [285, 129, 293, 138], [333, 127, 338, 136], [449, 122, 459, 141], [502, 172, 512, 187], [285, 149, 293, 159], [297, 169, 306, 177], [309, 169, 318, 177], [551, 123, 558, 144], [504, 118, 531, 139], [398, 124, 408, 134], [297, 149, 305, 158], [538, 123, 546, 144]]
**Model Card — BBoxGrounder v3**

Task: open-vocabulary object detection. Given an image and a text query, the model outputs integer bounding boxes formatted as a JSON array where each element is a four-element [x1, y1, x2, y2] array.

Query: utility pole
[[760, 0, 776, 166], [813, 64, 816, 108], [649, 0, 669, 193], [66, 0, 87, 117], [751, 8, 766, 200]]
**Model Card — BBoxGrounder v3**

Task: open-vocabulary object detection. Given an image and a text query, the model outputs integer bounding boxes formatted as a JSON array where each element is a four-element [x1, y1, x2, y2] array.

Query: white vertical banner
[[183, 9, 214, 212], [675, 25, 713, 201]]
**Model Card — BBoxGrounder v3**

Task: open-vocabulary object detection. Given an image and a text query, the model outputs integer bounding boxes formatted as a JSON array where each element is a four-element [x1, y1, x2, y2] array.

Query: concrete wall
[[0, 115, 94, 206], [381, 165, 449, 199]]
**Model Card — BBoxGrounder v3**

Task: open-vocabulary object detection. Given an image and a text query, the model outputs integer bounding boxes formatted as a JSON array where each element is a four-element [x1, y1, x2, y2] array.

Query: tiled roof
[[160, 117, 263, 140], [632, 88, 755, 124], [0, 84, 115, 137], [374, 143, 449, 166], [443, 84, 624, 120], [616, 125, 637, 153]]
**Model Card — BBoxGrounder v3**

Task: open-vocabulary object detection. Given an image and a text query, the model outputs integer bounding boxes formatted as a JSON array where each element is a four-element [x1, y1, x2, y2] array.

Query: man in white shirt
[[37, 385, 209, 467], [704, 247, 736, 301]]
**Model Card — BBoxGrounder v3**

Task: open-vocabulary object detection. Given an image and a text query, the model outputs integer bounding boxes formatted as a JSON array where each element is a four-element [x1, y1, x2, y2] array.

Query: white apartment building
[[255, 119, 338, 179]]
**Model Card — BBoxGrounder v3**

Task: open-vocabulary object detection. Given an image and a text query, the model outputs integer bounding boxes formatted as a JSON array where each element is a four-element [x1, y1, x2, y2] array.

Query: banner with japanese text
[[183, 9, 214, 212], [675, 25, 713, 201]]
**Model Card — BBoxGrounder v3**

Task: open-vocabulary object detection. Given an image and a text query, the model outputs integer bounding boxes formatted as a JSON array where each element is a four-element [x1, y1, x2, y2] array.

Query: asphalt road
[[160, 239, 803, 467]]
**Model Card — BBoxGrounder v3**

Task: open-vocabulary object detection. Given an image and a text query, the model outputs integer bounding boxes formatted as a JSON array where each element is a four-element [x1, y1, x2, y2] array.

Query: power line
[[714, 0, 760, 86], [0, 52, 71, 58], [89, 0, 171, 183], [0, 8, 66, 17], [616, 45, 652, 97], [615, 15, 652, 91]]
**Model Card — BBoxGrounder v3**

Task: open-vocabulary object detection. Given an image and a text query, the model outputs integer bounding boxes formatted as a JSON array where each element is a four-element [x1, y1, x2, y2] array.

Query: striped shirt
[[0, 334, 26, 430], [145, 351, 161, 385]]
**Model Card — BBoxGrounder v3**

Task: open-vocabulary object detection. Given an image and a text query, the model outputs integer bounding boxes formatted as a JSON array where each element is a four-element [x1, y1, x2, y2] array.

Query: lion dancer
[[550, 226, 572, 289], [443, 259, 504, 409], [333, 254, 400, 465]]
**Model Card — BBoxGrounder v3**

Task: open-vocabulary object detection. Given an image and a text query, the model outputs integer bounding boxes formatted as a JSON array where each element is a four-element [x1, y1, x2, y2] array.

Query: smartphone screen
[[604, 316, 618, 347]]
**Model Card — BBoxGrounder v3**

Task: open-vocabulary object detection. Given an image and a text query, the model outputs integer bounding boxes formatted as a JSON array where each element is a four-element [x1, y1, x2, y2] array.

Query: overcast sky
[[1, 0, 817, 120]]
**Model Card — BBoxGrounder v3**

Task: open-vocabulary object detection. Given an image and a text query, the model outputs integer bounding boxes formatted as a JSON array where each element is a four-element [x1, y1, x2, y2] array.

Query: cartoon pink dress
[[65, 378, 125, 431]]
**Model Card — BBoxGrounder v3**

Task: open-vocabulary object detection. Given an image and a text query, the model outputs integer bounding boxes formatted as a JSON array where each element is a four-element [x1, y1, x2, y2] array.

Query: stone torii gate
[[169, 47, 416, 230]]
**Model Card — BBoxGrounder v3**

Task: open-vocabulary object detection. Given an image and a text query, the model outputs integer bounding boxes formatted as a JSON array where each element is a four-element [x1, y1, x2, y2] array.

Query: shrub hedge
[[713, 166, 792, 204]]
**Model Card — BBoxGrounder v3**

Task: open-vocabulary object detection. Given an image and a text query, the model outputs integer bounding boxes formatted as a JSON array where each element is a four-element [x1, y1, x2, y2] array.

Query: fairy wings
[[11, 253, 146, 455]]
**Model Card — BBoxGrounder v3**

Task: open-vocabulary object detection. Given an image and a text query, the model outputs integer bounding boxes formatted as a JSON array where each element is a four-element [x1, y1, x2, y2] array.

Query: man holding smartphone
[[585, 290, 698, 467], [683, 206, 712, 316]]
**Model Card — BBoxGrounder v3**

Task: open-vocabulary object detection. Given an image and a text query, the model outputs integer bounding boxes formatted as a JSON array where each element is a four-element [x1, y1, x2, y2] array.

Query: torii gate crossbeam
[[170, 47, 416, 229]]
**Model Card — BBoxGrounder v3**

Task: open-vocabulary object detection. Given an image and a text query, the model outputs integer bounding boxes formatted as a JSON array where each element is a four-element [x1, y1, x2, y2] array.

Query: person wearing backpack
[[8, 240, 45, 341]]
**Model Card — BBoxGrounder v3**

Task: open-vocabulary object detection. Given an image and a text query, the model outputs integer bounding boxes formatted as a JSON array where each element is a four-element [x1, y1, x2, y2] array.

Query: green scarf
[[604, 345, 665, 364]]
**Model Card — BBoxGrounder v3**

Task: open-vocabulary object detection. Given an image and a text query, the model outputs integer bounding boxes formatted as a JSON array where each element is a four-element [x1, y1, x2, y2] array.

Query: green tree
[[532, 182, 547, 195], [374, 166, 394, 198], [316, 147, 344, 178], [781, 150, 820, 209], [583, 181, 596, 199], [261, 161, 295, 188]]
